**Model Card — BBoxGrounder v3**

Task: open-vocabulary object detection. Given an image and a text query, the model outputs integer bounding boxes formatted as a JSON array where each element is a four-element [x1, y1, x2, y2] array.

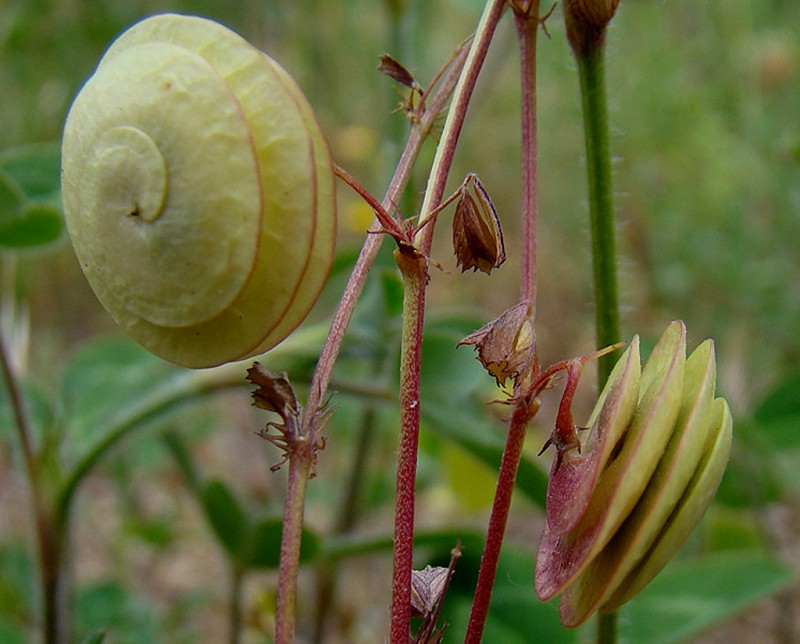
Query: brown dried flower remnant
[[564, 0, 621, 55], [246, 363, 302, 471], [458, 301, 536, 389], [410, 566, 451, 618], [452, 173, 506, 275], [378, 54, 420, 91]]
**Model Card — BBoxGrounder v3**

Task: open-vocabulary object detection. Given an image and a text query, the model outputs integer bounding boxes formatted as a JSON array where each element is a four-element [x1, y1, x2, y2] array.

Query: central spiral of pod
[[61, 14, 336, 368]]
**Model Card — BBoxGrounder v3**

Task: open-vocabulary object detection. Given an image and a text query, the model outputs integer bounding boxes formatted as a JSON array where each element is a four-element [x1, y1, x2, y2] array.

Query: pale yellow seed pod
[[61, 14, 336, 368], [536, 321, 733, 627]]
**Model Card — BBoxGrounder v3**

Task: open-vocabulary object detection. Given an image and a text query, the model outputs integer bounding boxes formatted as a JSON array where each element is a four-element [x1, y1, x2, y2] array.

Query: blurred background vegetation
[[1, 0, 799, 642]]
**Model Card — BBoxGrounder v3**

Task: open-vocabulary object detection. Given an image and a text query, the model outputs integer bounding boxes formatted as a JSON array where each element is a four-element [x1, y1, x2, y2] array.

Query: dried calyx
[[564, 0, 621, 55]]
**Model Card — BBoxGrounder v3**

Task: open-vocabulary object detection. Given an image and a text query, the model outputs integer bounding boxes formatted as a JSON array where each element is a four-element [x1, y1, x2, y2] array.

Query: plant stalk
[[389, 247, 429, 642], [464, 398, 535, 643], [577, 45, 620, 387], [414, 0, 508, 255], [0, 327, 68, 643], [275, 449, 313, 644], [229, 567, 244, 644], [302, 39, 470, 439], [464, 6, 541, 640], [575, 27, 621, 644]]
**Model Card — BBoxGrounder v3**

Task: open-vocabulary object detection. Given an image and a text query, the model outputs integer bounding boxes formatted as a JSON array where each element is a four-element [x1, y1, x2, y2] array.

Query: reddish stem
[[465, 400, 535, 643], [414, 0, 508, 257], [517, 4, 540, 307], [390, 248, 429, 643], [274, 450, 312, 643], [303, 39, 469, 442], [271, 30, 471, 644], [465, 4, 541, 640]]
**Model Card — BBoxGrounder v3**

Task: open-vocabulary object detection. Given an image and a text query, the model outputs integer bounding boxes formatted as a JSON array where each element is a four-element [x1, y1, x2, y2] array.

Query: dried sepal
[[410, 566, 451, 618], [452, 173, 506, 275], [411, 542, 461, 644], [246, 362, 302, 470], [564, 0, 621, 55], [534, 321, 733, 627], [543, 338, 641, 536], [378, 54, 420, 91], [458, 301, 535, 388]]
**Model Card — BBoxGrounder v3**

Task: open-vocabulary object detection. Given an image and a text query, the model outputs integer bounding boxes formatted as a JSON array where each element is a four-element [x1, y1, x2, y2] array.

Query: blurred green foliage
[[1, 0, 799, 641]]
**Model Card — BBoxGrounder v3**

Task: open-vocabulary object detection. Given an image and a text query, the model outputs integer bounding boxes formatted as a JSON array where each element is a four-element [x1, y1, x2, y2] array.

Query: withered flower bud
[[378, 54, 419, 90], [410, 566, 451, 618], [564, 0, 621, 56], [452, 174, 506, 275], [458, 301, 535, 388]]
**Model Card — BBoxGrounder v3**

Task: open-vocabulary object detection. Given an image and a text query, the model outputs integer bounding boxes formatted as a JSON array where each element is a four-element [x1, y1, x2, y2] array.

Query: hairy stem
[[389, 248, 428, 643], [464, 5, 541, 640], [465, 398, 536, 643], [516, 4, 540, 307], [384, 3, 508, 639], [302, 38, 469, 441], [273, 36, 471, 644], [414, 0, 508, 255], [275, 450, 313, 644]]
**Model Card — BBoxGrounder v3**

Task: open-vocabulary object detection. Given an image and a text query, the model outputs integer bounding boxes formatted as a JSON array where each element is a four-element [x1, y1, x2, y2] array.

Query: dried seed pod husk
[[452, 174, 505, 275]]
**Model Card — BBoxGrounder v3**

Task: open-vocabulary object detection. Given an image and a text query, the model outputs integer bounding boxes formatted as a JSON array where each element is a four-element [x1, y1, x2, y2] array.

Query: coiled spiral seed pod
[[536, 321, 732, 626], [61, 14, 336, 368]]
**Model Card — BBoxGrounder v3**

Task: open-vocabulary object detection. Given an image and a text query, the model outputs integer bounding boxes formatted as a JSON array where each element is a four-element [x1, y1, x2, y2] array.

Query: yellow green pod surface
[[62, 13, 335, 368]]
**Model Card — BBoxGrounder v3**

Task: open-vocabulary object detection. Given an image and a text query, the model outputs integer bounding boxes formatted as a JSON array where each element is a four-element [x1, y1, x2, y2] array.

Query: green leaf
[[423, 401, 547, 509], [0, 203, 63, 249], [79, 630, 107, 644], [0, 143, 62, 202], [58, 337, 178, 460], [752, 375, 800, 449], [620, 551, 794, 643], [75, 581, 158, 644], [0, 622, 27, 644], [0, 171, 25, 219], [200, 479, 249, 559], [442, 545, 576, 644], [241, 517, 320, 569], [0, 541, 36, 623]]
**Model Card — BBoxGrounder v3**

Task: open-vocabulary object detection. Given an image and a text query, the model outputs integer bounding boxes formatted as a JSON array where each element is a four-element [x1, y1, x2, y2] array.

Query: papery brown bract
[[458, 301, 535, 388], [452, 174, 506, 275]]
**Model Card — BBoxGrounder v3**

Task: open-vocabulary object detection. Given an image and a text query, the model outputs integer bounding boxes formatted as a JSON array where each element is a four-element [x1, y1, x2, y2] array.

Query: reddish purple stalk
[[465, 3, 542, 641], [388, 1, 509, 640], [390, 248, 429, 643]]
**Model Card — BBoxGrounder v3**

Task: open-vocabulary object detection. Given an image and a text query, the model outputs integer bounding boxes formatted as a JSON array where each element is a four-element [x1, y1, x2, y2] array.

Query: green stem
[[575, 33, 621, 644], [577, 45, 621, 387], [597, 611, 617, 644], [229, 567, 244, 644]]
